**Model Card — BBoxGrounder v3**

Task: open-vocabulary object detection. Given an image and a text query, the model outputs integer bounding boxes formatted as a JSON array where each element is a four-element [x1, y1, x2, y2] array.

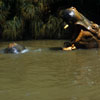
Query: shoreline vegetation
[[0, 0, 100, 41]]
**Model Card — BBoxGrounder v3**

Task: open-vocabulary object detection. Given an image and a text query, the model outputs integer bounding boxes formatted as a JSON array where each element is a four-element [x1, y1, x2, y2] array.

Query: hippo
[[3, 42, 28, 54], [61, 7, 100, 50]]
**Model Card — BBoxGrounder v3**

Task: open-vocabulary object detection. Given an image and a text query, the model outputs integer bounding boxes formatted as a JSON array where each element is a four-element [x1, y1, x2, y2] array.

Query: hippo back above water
[[3, 42, 28, 54]]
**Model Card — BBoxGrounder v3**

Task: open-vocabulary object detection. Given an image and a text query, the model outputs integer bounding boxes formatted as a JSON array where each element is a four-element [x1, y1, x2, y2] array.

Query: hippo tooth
[[64, 24, 69, 29]]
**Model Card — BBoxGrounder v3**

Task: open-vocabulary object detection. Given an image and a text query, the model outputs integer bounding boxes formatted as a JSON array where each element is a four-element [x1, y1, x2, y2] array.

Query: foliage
[[0, 1, 9, 25], [21, 3, 35, 19], [3, 16, 24, 40]]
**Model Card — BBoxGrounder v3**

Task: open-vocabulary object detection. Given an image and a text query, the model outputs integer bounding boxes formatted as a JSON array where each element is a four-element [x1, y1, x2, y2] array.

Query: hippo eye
[[69, 11, 74, 16], [71, 7, 75, 9], [71, 7, 76, 10]]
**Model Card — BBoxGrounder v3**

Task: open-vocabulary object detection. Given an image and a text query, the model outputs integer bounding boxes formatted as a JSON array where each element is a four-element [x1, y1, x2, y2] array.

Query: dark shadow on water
[[48, 47, 63, 51], [30, 47, 63, 53]]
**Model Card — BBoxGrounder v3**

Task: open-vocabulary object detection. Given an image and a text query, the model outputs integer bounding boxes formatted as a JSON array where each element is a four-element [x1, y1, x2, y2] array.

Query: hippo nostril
[[92, 24, 99, 30]]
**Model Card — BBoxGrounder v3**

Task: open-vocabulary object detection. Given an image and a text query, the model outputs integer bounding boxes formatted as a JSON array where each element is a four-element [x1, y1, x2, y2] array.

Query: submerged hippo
[[3, 42, 28, 54], [61, 7, 100, 50]]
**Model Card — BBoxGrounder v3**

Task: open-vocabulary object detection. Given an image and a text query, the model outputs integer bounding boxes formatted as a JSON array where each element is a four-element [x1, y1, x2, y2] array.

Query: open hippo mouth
[[62, 7, 100, 35], [61, 7, 100, 50]]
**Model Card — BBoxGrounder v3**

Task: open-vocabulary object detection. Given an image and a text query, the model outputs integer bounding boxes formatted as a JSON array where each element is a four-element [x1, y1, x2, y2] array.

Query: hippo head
[[61, 7, 100, 50], [62, 7, 100, 33], [62, 7, 81, 23], [4, 42, 28, 54]]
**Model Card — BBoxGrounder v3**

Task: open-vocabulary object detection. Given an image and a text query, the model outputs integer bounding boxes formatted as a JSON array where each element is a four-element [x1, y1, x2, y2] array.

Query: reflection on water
[[0, 40, 100, 100]]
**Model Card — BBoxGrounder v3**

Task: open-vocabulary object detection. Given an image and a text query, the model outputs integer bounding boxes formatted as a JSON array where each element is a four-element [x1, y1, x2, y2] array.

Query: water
[[0, 40, 100, 100]]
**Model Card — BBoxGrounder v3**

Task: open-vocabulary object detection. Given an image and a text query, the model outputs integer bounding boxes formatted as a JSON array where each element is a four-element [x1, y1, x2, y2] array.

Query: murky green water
[[0, 40, 100, 100]]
